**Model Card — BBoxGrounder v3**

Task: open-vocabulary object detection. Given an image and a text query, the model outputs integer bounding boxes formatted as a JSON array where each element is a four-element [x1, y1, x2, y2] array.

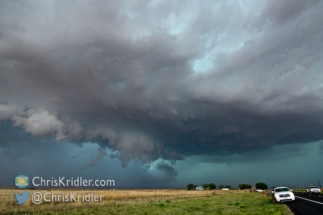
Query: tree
[[187, 183, 194, 190], [245, 184, 252, 189], [225, 185, 231, 189], [239, 184, 252, 189], [219, 185, 224, 189], [256, 182, 268, 190], [203, 183, 209, 190], [209, 183, 216, 190]]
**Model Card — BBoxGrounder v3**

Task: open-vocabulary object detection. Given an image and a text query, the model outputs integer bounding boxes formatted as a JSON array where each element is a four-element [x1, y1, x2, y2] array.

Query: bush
[[239, 203, 246, 208], [225, 185, 231, 189], [219, 185, 224, 189], [256, 182, 268, 190], [158, 203, 165, 207]]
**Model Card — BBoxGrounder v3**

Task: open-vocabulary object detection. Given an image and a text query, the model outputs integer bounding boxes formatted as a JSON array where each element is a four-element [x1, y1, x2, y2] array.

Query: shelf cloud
[[1, 0, 323, 187]]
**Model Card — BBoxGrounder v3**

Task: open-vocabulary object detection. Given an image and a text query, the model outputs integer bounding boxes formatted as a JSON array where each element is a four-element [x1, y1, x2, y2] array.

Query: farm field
[[0, 189, 292, 215]]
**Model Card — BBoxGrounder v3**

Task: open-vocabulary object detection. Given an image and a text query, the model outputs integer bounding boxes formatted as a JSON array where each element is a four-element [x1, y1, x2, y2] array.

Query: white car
[[306, 186, 321, 195], [272, 187, 295, 203]]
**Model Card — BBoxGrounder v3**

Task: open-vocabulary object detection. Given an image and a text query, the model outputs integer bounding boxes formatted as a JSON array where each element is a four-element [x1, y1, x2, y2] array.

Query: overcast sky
[[1, 0, 323, 189]]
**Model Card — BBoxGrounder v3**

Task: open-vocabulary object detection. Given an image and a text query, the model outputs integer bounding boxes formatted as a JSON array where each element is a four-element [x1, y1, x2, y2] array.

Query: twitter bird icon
[[15, 192, 29, 205]]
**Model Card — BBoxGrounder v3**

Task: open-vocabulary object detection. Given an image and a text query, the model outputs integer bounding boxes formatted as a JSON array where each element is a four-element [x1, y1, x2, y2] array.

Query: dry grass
[[0, 188, 249, 214]]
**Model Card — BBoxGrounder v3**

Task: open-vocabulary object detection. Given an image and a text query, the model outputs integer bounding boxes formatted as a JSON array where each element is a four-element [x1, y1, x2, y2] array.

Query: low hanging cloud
[[12, 109, 65, 140], [156, 162, 178, 183], [0, 0, 323, 170], [0, 103, 163, 165], [0, 104, 23, 120], [82, 148, 107, 169], [0, 104, 67, 141]]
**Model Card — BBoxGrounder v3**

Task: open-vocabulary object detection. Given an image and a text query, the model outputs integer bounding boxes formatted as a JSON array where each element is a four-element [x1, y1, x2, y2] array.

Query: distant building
[[196, 186, 204, 190]]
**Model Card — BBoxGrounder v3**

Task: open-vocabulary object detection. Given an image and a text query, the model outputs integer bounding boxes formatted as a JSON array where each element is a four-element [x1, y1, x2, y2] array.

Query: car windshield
[[309, 186, 318, 188], [275, 188, 289, 192]]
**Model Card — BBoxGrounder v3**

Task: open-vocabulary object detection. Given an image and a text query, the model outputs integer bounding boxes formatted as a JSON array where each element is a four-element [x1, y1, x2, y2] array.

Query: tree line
[[186, 183, 231, 190], [187, 182, 268, 190]]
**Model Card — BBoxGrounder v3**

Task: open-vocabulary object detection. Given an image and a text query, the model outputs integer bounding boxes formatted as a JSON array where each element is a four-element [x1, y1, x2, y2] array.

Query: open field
[[0, 189, 292, 215]]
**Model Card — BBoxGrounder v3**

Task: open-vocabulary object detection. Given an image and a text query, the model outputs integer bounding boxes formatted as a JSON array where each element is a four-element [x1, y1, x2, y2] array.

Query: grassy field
[[0, 189, 293, 215]]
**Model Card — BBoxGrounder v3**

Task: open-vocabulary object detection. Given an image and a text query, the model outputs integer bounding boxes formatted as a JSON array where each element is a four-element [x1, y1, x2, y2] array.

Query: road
[[287, 192, 323, 215]]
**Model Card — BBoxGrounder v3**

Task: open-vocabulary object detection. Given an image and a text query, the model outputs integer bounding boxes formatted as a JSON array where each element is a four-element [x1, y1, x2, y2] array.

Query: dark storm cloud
[[0, 123, 177, 188], [0, 0, 323, 169], [156, 162, 178, 183], [254, 0, 318, 26]]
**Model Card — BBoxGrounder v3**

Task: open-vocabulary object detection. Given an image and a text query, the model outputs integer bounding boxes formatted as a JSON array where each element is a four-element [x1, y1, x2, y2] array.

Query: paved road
[[287, 192, 323, 215]]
